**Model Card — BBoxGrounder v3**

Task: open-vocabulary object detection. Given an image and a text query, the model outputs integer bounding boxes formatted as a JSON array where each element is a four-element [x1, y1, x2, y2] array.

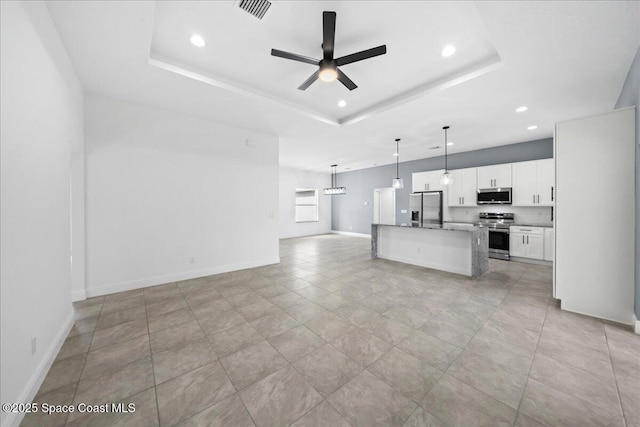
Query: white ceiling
[[46, 1, 640, 173]]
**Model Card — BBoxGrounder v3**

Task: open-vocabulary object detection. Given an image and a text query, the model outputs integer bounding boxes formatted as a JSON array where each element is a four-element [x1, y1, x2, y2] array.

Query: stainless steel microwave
[[477, 188, 512, 205]]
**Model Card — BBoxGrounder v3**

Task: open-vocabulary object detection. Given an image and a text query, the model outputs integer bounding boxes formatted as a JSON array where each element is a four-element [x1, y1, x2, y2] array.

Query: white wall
[[0, 2, 83, 426], [555, 108, 635, 324], [85, 95, 279, 296], [279, 167, 331, 239]]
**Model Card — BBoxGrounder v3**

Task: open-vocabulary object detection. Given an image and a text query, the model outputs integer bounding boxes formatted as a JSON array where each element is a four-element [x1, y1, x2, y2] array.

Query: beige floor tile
[[65, 387, 159, 427], [397, 331, 462, 371], [82, 334, 150, 380], [175, 395, 254, 427], [446, 350, 528, 409], [199, 308, 246, 335], [331, 327, 391, 367], [95, 306, 146, 331], [328, 370, 417, 427], [519, 378, 624, 427], [149, 320, 206, 354], [56, 332, 92, 362], [70, 357, 154, 422], [38, 353, 86, 394], [250, 310, 299, 338], [333, 303, 380, 326], [189, 298, 234, 320], [268, 325, 325, 362], [237, 300, 282, 322], [290, 402, 349, 426], [220, 341, 288, 390], [368, 347, 443, 402], [304, 313, 354, 342], [90, 318, 148, 351], [422, 374, 516, 427], [383, 305, 432, 329], [209, 322, 264, 357], [156, 362, 235, 426], [402, 407, 448, 427], [240, 366, 323, 427], [292, 344, 363, 396], [67, 315, 99, 338], [146, 296, 188, 318], [465, 332, 534, 375], [21, 383, 76, 427], [268, 292, 307, 309], [152, 338, 216, 384], [285, 301, 328, 323]]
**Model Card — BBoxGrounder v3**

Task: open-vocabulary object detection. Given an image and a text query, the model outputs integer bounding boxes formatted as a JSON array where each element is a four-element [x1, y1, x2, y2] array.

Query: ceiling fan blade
[[271, 49, 319, 65], [322, 11, 336, 61], [335, 45, 387, 66], [337, 68, 357, 91], [298, 70, 320, 90]]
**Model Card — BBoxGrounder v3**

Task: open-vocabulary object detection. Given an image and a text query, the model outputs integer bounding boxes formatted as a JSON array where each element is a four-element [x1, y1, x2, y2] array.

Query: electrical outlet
[[349, 226, 352, 230], [31, 337, 36, 355], [190, 257, 195, 264], [401, 209, 407, 214]]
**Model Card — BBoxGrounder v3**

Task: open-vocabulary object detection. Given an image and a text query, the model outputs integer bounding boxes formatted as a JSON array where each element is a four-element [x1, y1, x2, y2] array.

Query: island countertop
[[371, 223, 488, 278]]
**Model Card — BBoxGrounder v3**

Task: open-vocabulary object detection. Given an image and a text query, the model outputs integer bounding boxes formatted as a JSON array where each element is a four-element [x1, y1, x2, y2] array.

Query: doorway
[[373, 188, 396, 225]]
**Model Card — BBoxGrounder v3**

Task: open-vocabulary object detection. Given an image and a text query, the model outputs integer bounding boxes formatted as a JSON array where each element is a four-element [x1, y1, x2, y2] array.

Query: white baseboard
[[3, 311, 74, 427], [635, 313, 640, 335], [71, 289, 86, 302], [85, 257, 281, 298], [331, 230, 371, 239]]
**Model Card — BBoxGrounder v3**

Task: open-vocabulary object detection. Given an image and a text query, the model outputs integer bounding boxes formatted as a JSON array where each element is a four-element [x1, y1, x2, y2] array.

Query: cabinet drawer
[[510, 226, 543, 235]]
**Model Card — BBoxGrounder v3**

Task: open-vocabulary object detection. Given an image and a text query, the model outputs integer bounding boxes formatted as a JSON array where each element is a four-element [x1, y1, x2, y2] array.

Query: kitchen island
[[371, 223, 489, 278]]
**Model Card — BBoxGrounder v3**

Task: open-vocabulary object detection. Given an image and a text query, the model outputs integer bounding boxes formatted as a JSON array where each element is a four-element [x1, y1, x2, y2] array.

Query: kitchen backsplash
[[446, 206, 553, 225]]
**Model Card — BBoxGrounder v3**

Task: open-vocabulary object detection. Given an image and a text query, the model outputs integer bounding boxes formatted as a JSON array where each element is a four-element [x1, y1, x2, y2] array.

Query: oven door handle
[[488, 229, 510, 233]]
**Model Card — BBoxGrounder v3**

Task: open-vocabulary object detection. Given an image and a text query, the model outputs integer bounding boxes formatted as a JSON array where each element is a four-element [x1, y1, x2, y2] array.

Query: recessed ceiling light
[[447, 142, 454, 146], [337, 100, 347, 108], [190, 34, 205, 47], [441, 45, 456, 57], [527, 125, 538, 130], [516, 106, 528, 113]]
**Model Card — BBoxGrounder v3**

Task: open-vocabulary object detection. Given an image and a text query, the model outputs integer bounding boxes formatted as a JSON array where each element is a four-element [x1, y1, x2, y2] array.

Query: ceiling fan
[[271, 11, 387, 91]]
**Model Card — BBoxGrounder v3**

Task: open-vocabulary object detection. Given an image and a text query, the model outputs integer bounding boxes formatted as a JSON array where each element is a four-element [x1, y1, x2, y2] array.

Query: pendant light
[[440, 126, 453, 185], [392, 138, 404, 189], [323, 164, 346, 195]]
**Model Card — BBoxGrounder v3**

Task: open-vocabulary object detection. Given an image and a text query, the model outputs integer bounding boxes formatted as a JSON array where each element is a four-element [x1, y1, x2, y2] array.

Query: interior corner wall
[[0, 1, 82, 425], [84, 95, 279, 297], [614, 45, 640, 320], [331, 138, 553, 235], [279, 168, 332, 239]]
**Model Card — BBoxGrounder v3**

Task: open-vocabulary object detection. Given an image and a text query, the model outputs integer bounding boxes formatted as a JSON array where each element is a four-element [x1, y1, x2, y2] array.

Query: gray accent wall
[[331, 138, 553, 234], [615, 46, 639, 320]]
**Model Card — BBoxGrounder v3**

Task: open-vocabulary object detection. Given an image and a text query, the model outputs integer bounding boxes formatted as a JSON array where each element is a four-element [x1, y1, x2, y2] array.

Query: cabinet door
[[425, 170, 443, 192], [476, 166, 494, 189], [493, 164, 512, 187], [526, 234, 544, 260], [537, 159, 555, 206], [460, 168, 477, 206], [412, 172, 428, 193], [447, 171, 462, 207], [512, 161, 537, 206], [509, 233, 527, 257], [544, 228, 554, 261]]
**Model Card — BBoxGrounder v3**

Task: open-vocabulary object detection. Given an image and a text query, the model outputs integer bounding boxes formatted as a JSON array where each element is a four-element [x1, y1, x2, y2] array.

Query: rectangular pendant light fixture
[[323, 164, 346, 195]]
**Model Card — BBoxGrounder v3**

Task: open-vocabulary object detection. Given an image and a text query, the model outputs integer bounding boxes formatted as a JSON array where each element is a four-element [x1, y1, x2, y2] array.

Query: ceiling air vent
[[238, 0, 271, 20]]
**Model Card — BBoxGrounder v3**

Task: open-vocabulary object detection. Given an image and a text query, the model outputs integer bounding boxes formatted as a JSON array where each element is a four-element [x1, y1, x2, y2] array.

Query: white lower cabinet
[[543, 228, 554, 261], [510, 226, 544, 260]]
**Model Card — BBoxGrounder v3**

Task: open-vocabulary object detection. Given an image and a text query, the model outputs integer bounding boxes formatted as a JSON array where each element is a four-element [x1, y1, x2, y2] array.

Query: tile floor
[[22, 234, 640, 427]]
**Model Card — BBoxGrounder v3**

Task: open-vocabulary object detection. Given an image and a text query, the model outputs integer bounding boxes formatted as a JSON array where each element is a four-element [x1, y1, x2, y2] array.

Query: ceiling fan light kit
[[271, 11, 387, 91]]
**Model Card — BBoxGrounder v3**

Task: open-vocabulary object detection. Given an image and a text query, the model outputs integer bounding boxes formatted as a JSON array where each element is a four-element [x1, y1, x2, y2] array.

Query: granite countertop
[[373, 222, 484, 232], [511, 223, 554, 228]]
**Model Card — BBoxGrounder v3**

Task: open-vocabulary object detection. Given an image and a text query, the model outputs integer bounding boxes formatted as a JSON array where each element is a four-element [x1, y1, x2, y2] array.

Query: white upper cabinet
[[476, 164, 512, 189], [512, 159, 554, 206], [447, 168, 477, 207], [412, 170, 444, 192]]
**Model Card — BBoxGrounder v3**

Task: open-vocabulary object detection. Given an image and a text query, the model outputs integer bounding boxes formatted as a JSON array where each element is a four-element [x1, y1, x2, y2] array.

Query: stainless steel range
[[475, 212, 514, 260]]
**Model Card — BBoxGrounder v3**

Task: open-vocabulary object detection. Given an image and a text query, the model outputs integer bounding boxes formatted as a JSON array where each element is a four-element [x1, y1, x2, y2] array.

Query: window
[[295, 188, 318, 223]]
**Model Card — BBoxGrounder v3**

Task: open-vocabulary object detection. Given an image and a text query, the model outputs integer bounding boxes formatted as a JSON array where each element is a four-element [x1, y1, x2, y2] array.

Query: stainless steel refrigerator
[[410, 191, 443, 225]]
